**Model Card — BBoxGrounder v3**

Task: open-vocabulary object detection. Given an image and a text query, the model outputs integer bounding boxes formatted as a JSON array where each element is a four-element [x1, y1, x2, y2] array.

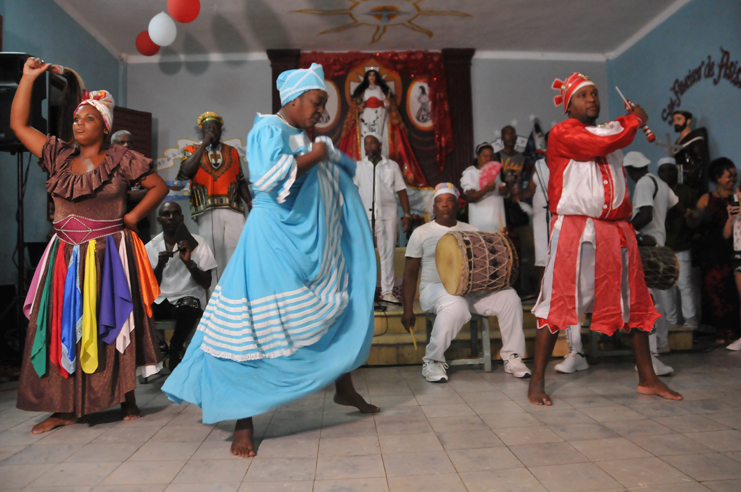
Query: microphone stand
[[370, 155, 384, 311]]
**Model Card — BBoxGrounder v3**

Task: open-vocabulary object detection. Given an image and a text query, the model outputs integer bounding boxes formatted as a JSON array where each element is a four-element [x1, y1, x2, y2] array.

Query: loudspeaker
[[0, 52, 47, 153]]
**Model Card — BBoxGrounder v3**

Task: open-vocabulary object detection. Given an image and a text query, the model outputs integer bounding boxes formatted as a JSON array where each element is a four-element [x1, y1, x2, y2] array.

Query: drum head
[[436, 233, 464, 295]]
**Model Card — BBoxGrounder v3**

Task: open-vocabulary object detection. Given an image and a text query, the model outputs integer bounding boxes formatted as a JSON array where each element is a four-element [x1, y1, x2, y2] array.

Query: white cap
[[623, 151, 651, 169], [658, 157, 676, 167]]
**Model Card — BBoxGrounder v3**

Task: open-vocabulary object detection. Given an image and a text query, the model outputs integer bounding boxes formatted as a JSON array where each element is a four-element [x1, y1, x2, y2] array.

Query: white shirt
[[460, 165, 506, 232], [631, 172, 679, 247], [532, 159, 550, 222], [145, 232, 218, 309], [406, 220, 479, 291], [354, 156, 406, 221]]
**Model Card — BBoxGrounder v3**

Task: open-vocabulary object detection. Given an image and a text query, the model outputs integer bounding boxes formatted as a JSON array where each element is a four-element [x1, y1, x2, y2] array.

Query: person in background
[[146, 202, 217, 370], [656, 157, 698, 330], [624, 151, 682, 376], [113, 130, 152, 243], [724, 171, 741, 351], [354, 133, 411, 303], [461, 142, 507, 232], [695, 158, 740, 344], [177, 113, 251, 282]]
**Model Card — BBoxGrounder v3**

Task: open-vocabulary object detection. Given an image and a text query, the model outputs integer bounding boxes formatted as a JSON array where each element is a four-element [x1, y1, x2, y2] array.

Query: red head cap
[[552, 72, 595, 114]]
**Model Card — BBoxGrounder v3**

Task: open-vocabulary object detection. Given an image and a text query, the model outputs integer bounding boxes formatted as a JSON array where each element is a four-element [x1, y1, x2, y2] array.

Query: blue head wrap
[[277, 63, 327, 106]]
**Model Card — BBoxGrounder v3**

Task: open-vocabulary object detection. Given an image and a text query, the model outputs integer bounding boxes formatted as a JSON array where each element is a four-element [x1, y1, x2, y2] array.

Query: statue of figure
[[339, 68, 428, 188], [672, 109, 710, 194]]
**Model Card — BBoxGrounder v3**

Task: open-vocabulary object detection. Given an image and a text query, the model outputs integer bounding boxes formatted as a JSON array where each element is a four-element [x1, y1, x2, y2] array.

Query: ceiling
[[55, 0, 686, 60]]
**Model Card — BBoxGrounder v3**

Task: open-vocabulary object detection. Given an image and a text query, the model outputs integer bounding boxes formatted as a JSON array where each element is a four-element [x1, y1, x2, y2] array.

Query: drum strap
[[648, 175, 659, 200]]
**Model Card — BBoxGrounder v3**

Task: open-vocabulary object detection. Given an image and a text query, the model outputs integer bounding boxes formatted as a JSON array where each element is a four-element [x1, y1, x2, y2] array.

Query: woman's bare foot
[[31, 412, 77, 434], [637, 379, 683, 400], [231, 418, 256, 458], [528, 378, 552, 406], [334, 372, 380, 413], [121, 391, 142, 421], [333, 392, 380, 413]]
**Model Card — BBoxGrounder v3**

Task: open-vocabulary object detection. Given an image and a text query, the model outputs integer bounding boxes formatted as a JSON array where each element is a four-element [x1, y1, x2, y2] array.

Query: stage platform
[[368, 301, 694, 366]]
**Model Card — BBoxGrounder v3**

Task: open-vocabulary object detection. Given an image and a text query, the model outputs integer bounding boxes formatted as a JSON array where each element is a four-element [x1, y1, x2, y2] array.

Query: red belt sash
[[54, 215, 124, 245], [364, 97, 385, 109]]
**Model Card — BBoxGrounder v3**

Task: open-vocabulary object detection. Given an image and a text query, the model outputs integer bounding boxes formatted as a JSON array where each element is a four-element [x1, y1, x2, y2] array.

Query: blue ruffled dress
[[162, 114, 376, 423]]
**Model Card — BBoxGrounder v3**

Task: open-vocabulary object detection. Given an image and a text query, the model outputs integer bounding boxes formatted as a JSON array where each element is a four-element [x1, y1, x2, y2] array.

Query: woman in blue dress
[[162, 63, 378, 457]]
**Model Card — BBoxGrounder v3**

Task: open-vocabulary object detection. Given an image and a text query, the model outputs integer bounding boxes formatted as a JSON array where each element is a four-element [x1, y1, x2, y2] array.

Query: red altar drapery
[[299, 51, 455, 179]]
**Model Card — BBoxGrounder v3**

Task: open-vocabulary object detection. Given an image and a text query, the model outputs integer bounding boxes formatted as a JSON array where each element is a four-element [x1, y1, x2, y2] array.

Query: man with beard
[[354, 133, 411, 303], [672, 110, 710, 194], [529, 72, 682, 406]]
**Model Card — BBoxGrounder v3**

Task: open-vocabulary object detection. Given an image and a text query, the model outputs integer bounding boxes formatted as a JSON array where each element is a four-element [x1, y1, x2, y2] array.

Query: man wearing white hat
[[624, 151, 681, 375], [656, 157, 699, 330], [401, 183, 530, 383], [354, 133, 412, 303]]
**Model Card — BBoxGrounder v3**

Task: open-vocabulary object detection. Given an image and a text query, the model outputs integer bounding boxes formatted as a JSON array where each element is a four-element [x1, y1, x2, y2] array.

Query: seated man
[[401, 183, 531, 383], [146, 202, 217, 370]]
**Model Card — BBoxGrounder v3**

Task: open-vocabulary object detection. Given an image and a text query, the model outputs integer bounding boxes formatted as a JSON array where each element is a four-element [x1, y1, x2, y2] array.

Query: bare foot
[[528, 378, 552, 406], [121, 391, 142, 421], [231, 418, 256, 458], [637, 379, 683, 400], [31, 412, 77, 434], [333, 391, 380, 413]]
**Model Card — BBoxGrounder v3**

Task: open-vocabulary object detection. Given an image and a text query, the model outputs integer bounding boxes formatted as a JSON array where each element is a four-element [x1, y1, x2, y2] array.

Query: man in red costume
[[528, 73, 682, 406]]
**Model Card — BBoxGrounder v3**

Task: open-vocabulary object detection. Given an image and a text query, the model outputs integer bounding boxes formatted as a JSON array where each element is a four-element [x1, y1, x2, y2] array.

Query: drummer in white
[[401, 183, 530, 382]]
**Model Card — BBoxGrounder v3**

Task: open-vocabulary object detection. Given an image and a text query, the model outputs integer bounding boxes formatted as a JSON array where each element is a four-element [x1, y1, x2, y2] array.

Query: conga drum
[[435, 231, 519, 296], [639, 246, 680, 290]]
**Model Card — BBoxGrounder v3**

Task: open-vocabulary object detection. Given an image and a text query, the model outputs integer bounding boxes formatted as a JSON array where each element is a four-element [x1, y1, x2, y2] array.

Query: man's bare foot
[[528, 378, 552, 406], [637, 379, 683, 400], [231, 418, 256, 458], [121, 391, 142, 421], [333, 391, 380, 413], [31, 412, 77, 434]]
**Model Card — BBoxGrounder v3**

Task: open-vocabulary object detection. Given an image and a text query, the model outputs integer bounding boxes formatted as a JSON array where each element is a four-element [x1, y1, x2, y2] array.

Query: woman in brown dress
[[10, 57, 168, 433]]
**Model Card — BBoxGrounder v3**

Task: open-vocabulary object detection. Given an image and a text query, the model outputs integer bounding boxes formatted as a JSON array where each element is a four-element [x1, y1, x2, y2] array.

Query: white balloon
[[148, 12, 177, 47]]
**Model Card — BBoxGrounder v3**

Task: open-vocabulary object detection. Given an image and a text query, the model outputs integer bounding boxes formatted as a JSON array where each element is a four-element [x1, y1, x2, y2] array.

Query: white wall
[[472, 56, 610, 147]]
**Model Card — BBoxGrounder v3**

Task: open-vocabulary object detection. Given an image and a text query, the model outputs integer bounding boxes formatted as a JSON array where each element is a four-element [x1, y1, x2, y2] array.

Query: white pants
[[375, 217, 398, 295], [649, 287, 669, 352], [197, 208, 246, 282], [652, 250, 697, 328], [420, 284, 526, 363]]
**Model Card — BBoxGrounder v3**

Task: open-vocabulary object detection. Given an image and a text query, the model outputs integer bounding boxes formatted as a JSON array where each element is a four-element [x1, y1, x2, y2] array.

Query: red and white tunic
[[533, 115, 660, 336]]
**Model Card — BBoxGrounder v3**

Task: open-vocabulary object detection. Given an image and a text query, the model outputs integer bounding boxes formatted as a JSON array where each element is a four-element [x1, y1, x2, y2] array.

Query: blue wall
[[608, 0, 741, 173], [0, 0, 120, 285]]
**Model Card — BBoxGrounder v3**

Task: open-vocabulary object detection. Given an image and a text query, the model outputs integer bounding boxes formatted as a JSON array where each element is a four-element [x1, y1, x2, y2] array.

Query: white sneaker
[[636, 354, 674, 376], [422, 361, 449, 383], [727, 338, 741, 351], [503, 354, 531, 378], [554, 352, 589, 374], [380, 292, 401, 304]]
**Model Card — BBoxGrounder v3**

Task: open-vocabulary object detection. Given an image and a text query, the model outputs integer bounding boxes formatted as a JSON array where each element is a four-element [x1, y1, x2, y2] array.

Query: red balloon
[[168, 0, 200, 23], [136, 31, 160, 56]]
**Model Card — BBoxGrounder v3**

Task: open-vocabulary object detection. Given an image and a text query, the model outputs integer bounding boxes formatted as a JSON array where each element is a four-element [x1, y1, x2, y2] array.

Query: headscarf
[[74, 90, 114, 132], [277, 63, 326, 106], [551, 72, 595, 114], [434, 182, 459, 199], [197, 111, 224, 128]]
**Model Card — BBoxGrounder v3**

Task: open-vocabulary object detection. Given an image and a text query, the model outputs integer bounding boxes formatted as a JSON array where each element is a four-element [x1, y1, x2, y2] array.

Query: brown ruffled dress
[[16, 136, 162, 417]]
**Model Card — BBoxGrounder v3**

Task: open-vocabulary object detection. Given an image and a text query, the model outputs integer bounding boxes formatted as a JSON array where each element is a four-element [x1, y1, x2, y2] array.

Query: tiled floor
[[1, 349, 740, 492]]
